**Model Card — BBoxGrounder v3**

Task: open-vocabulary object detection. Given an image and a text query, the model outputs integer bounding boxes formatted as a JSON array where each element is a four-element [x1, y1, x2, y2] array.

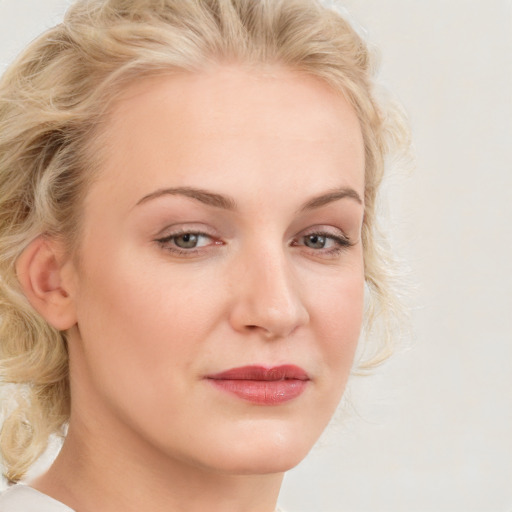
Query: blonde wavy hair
[[0, 0, 408, 483]]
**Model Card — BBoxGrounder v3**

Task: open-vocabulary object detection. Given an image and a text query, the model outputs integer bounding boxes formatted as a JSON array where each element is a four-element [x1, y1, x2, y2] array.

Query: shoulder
[[0, 485, 75, 512]]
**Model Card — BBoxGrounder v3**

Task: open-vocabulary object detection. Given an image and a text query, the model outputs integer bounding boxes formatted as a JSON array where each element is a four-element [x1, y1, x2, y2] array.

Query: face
[[65, 65, 365, 475]]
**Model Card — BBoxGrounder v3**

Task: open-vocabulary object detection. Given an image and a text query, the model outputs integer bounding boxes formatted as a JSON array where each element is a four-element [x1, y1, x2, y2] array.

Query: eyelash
[[292, 231, 354, 257], [155, 229, 353, 258]]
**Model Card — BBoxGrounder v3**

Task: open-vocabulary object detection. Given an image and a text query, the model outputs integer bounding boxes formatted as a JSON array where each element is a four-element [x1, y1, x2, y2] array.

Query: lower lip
[[208, 379, 308, 405]]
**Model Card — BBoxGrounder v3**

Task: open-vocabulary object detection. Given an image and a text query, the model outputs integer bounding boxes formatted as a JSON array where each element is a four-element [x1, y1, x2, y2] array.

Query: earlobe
[[15, 237, 77, 331]]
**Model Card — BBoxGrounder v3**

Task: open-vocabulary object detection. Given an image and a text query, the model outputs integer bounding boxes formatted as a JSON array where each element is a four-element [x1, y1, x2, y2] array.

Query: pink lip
[[206, 365, 309, 405]]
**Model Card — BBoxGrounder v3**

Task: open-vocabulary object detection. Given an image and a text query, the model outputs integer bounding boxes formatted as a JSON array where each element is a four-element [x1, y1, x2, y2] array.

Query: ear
[[16, 236, 77, 331]]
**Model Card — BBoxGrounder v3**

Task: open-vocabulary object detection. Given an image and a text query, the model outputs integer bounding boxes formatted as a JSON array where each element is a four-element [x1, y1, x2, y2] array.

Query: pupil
[[307, 234, 325, 249], [176, 233, 198, 248]]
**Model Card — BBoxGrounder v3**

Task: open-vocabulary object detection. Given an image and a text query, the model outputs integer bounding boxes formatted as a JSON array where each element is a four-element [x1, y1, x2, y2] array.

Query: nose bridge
[[257, 250, 295, 312], [230, 239, 309, 338]]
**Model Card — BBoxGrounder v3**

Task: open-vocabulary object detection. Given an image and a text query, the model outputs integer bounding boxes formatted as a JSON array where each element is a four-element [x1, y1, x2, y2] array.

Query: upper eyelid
[[300, 227, 348, 237], [156, 229, 212, 238], [297, 225, 351, 240], [154, 224, 217, 239], [153, 216, 356, 236], [154, 225, 352, 240]]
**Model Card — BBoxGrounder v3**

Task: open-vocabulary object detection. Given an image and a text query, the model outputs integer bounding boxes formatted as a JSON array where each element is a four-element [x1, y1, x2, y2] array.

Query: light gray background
[[1, 1, 511, 511]]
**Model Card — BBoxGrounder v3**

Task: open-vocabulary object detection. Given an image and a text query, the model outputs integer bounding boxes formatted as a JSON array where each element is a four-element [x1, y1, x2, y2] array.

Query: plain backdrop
[[0, 1, 511, 511]]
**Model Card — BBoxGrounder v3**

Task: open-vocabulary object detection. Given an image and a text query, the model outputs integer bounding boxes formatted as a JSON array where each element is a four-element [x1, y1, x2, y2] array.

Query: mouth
[[205, 365, 310, 405]]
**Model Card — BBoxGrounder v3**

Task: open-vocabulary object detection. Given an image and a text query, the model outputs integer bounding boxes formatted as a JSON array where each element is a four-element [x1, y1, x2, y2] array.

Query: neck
[[32, 415, 284, 512]]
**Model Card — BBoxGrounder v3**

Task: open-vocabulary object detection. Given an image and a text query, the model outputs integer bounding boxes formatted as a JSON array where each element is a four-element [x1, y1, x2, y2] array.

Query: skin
[[29, 64, 366, 512]]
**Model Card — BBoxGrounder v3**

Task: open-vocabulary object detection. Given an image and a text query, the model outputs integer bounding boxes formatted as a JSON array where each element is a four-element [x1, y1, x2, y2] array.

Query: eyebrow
[[135, 186, 237, 210], [299, 187, 363, 211], [135, 185, 363, 211]]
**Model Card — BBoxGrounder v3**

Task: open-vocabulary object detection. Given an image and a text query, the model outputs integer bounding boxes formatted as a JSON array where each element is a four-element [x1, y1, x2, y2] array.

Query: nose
[[228, 249, 310, 340]]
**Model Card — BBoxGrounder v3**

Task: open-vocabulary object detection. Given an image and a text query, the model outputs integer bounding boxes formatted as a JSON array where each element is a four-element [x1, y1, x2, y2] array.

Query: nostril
[[243, 324, 280, 340]]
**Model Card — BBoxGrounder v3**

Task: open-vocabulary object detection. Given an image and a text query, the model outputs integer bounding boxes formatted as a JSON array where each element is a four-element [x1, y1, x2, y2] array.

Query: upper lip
[[206, 365, 309, 381]]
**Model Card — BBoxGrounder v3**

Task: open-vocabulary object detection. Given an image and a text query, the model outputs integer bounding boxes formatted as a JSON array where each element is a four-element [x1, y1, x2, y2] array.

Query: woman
[[0, 0, 406, 510]]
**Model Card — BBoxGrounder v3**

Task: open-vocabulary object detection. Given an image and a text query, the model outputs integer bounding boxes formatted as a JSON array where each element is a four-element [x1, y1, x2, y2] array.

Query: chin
[[192, 422, 321, 476]]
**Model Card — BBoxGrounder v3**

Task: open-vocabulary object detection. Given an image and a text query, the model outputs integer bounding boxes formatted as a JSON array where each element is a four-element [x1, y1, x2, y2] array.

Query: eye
[[292, 229, 353, 256], [155, 230, 217, 254], [172, 233, 208, 249], [303, 234, 330, 249]]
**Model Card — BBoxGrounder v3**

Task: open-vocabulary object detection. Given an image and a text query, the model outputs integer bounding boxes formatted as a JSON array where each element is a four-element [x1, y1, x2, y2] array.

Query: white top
[[0, 485, 286, 511], [0, 485, 75, 511]]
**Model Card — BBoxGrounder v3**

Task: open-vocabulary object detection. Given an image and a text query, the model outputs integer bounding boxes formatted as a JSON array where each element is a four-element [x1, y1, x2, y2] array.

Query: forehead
[[91, 65, 365, 208], [107, 64, 362, 147]]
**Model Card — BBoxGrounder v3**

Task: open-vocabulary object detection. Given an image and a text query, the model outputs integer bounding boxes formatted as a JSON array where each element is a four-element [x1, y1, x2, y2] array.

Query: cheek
[[307, 264, 365, 375], [72, 248, 223, 393]]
